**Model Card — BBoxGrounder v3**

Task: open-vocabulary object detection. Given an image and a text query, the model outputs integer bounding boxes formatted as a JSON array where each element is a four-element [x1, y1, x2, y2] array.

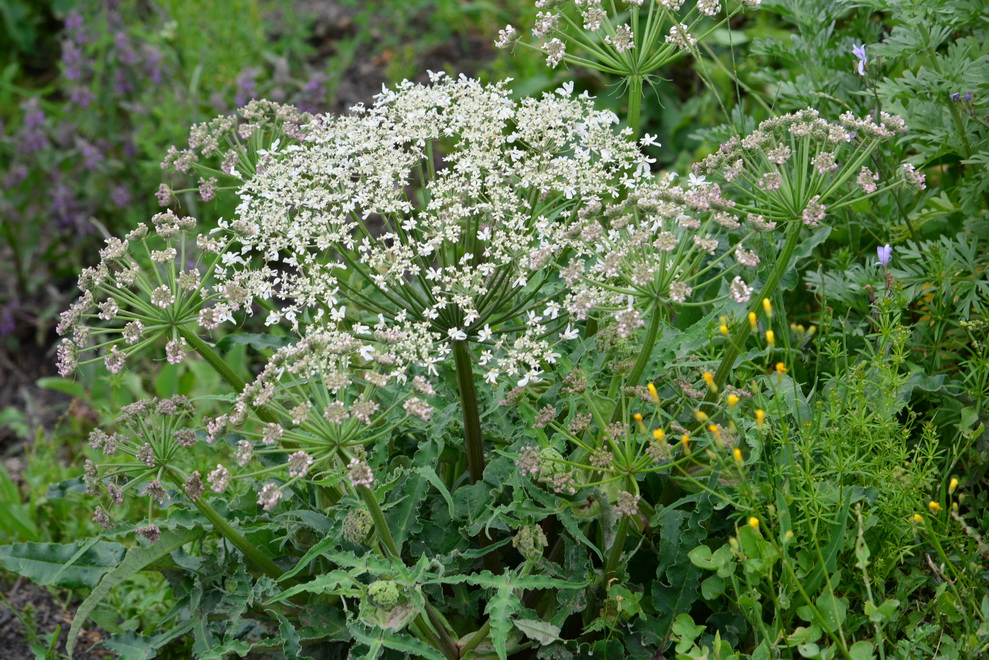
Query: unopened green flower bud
[[368, 580, 401, 610], [343, 508, 373, 545], [512, 524, 548, 562], [538, 448, 566, 479]]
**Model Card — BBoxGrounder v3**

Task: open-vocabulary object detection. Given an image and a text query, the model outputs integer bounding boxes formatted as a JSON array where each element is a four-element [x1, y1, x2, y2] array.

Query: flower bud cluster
[[694, 108, 909, 224], [55, 210, 235, 378]]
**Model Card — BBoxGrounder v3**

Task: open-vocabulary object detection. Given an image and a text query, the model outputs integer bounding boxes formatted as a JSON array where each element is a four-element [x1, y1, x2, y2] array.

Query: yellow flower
[[755, 409, 765, 429], [708, 424, 721, 440], [928, 501, 942, 513], [652, 428, 665, 441], [733, 448, 743, 465], [681, 434, 691, 453], [912, 513, 923, 523], [694, 409, 709, 422], [647, 382, 659, 404], [775, 362, 787, 375], [949, 477, 959, 495], [748, 517, 759, 530], [783, 530, 795, 543], [727, 394, 740, 408], [703, 371, 717, 392], [748, 311, 758, 331], [766, 329, 775, 347], [762, 298, 773, 318]]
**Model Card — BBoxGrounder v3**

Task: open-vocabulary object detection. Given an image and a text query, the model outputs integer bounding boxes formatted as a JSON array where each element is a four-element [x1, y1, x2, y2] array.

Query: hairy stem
[[452, 340, 503, 575], [189, 491, 283, 580], [627, 75, 644, 136], [610, 301, 662, 424], [178, 325, 279, 424], [453, 341, 485, 484], [358, 485, 459, 659]]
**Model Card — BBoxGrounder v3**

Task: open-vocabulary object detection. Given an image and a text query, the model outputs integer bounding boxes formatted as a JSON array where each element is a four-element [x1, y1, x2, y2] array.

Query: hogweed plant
[[495, 0, 763, 132], [5, 57, 982, 656]]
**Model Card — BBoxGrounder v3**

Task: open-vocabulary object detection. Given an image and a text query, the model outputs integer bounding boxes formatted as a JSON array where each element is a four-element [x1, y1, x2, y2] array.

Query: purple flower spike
[[875, 244, 892, 267], [852, 44, 867, 76]]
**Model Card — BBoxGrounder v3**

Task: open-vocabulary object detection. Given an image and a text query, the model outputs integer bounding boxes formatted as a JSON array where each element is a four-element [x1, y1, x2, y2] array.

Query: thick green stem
[[453, 341, 485, 485], [452, 341, 503, 575], [178, 326, 244, 391], [358, 485, 459, 660], [604, 517, 631, 582], [459, 618, 492, 657], [610, 302, 662, 424], [708, 220, 803, 399], [178, 325, 279, 424], [190, 492, 284, 580], [627, 75, 644, 136], [357, 485, 400, 559]]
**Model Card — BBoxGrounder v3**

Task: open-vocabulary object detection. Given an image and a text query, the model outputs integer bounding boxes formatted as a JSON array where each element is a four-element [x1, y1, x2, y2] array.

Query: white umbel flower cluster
[[214, 73, 651, 385]]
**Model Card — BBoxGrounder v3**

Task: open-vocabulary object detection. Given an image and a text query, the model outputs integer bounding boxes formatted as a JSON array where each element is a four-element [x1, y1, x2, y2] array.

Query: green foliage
[[1, 0, 988, 658]]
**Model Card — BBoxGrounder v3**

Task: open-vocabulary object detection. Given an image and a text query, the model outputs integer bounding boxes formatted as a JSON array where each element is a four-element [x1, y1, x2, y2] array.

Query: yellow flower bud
[[748, 517, 759, 530], [949, 477, 959, 495], [719, 324, 730, 336], [695, 409, 709, 422], [727, 394, 740, 408], [807, 325, 817, 337], [681, 434, 691, 453], [762, 298, 773, 318], [647, 382, 659, 404], [703, 371, 717, 393], [784, 530, 795, 542], [709, 424, 721, 439], [766, 330, 775, 346], [755, 409, 765, 429], [912, 513, 923, 523], [748, 311, 758, 330], [733, 448, 743, 465], [775, 362, 787, 375], [652, 428, 665, 441], [928, 501, 942, 513]]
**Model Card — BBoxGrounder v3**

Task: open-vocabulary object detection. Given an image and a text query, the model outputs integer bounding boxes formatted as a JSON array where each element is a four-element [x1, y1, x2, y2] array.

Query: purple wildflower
[[875, 244, 892, 268], [852, 44, 867, 76]]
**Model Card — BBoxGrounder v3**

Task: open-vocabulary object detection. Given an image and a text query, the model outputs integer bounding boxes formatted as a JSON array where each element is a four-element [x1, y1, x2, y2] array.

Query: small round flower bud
[[748, 516, 760, 530], [343, 508, 373, 545], [512, 525, 548, 563], [367, 580, 401, 610]]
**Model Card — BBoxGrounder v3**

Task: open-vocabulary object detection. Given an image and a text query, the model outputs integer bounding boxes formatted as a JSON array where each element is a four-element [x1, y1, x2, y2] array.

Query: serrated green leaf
[[275, 611, 303, 660], [513, 618, 562, 645], [267, 570, 355, 604], [0, 539, 125, 589], [350, 625, 447, 660], [67, 528, 201, 656], [98, 630, 158, 660]]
